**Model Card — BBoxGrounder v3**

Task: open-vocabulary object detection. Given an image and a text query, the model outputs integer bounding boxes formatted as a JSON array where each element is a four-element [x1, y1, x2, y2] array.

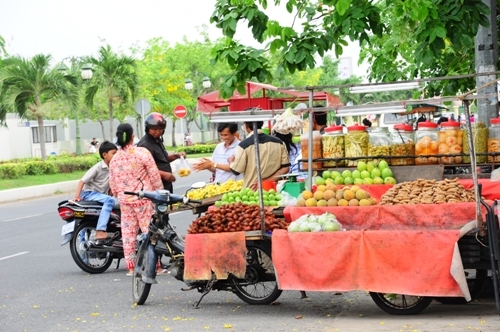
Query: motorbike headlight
[[158, 204, 168, 213]]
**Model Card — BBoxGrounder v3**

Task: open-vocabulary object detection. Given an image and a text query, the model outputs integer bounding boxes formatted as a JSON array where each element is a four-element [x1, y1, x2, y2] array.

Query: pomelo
[[341, 170, 352, 179], [351, 170, 361, 179], [357, 161, 367, 171], [378, 160, 389, 170], [381, 167, 393, 179]]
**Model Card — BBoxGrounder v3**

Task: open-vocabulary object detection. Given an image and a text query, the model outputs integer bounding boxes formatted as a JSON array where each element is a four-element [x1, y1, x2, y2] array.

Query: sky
[[0, 0, 367, 78]]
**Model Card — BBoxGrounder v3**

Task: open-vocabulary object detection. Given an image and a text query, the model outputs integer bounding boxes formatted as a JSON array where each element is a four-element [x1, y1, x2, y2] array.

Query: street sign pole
[[135, 99, 151, 138]]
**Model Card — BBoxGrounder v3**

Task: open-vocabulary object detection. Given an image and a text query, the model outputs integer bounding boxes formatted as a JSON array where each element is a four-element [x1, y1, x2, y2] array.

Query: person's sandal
[[95, 231, 120, 245]]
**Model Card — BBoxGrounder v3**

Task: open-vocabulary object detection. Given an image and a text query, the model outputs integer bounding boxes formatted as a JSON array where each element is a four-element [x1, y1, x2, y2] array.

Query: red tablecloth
[[184, 232, 247, 280], [273, 203, 481, 297]]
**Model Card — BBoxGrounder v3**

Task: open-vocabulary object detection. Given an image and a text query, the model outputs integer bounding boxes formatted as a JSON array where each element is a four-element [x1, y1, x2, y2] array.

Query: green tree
[[210, 0, 491, 97], [0, 54, 78, 160], [0, 35, 7, 58], [85, 45, 138, 140]]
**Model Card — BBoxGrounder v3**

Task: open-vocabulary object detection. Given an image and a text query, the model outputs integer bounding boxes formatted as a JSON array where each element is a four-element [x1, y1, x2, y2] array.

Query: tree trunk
[[108, 90, 114, 140], [99, 121, 106, 141], [172, 120, 177, 147], [37, 114, 47, 160]]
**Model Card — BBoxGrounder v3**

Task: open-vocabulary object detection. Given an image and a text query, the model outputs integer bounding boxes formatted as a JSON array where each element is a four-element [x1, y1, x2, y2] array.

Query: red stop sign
[[173, 105, 187, 119]]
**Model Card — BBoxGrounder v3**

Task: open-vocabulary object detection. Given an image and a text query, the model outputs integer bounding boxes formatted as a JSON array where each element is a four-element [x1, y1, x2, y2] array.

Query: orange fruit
[[445, 136, 457, 146], [302, 190, 313, 200], [438, 143, 450, 154]]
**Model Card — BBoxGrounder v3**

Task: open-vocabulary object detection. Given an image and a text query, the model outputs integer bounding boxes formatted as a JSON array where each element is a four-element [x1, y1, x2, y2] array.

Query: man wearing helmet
[[137, 112, 186, 193]]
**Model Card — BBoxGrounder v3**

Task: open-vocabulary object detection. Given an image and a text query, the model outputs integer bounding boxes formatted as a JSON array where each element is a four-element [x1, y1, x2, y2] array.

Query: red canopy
[[197, 81, 340, 114]]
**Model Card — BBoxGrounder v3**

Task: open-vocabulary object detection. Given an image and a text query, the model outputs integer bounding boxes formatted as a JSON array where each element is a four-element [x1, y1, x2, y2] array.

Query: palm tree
[[85, 45, 138, 140], [0, 54, 78, 160]]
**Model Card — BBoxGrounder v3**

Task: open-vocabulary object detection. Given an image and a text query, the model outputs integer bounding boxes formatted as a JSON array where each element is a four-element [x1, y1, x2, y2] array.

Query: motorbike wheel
[[369, 292, 433, 315], [434, 269, 488, 305], [132, 239, 152, 305], [69, 221, 113, 274], [232, 244, 282, 305]]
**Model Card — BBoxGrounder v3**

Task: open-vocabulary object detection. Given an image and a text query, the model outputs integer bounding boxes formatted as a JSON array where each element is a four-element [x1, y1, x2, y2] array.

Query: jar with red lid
[[322, 125, 345, 167], [345, 124, 368, 166], [438, 121, 463, 164], [488, 118, 500, 162], [415, 121, 439, 165], [390, 124, 415, 165]]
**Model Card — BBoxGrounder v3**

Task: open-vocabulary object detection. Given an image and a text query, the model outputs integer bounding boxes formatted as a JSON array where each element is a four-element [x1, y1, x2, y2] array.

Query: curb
[[0, 157, 208, 204]]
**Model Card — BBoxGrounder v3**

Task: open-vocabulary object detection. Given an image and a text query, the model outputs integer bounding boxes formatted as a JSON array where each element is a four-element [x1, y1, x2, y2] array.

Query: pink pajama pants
[[120, 201, 154, 270]]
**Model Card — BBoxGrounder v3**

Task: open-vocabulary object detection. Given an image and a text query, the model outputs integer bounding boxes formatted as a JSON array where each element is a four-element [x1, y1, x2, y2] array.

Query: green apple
[[215, 201, 222, 207], [325, 178, 335, 185], [270, 200, 278, 206], [351, 170, 361, 179], [361, 170, 371, 179], [341, 170, 352, 179], [371, 168, 381, 179], [322, 170, 332, 179], [222, 193, 228, 202], [366, 162, 376, 173], [354, 178, 364, 185], [264, 200, 270, 206], [268, 188, 276, 194], [378, 160, 389, 170], [384, 177, 397, 185], [241, 195, 249, 201], [362, 178, 374, 185], [334, 176, 344, 185], [357, 161, 367, 172], [315, 176, 326, 185], [275, 194, 282, 201], [344, 177, 354, 185], [373, 176, 384, 184], [330, 171, 342, 179], [381, 167, 393, 179]]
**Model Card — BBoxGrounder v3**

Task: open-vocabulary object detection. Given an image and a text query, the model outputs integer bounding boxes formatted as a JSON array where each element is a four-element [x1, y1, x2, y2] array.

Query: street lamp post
[[185, 75, 211, 143]]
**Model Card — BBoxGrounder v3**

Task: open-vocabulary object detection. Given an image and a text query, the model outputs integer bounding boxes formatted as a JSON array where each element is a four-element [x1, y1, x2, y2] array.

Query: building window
[[32, 126, 57, 143]]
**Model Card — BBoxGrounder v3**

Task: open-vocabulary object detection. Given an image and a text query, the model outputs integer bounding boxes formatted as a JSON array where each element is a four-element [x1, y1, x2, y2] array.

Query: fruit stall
[[178, 80, 500, 314]]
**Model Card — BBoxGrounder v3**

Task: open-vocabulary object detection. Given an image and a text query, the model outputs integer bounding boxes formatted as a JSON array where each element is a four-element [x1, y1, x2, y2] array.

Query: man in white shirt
[[193, 122, 243, 183]]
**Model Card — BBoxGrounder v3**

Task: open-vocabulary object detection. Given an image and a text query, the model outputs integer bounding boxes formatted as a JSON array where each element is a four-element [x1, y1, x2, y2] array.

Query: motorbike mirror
[[190, 181, 207, 189]]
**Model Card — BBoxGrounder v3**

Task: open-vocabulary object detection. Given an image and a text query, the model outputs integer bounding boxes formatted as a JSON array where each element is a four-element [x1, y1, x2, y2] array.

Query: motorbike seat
[[75, 199, 121, 212]]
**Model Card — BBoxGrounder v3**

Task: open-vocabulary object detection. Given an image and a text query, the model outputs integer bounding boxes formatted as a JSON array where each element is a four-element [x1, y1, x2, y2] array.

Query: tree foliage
[[84, 44, 138, 140], [210, 0, 491, 98], [0, 54, 78, 159]]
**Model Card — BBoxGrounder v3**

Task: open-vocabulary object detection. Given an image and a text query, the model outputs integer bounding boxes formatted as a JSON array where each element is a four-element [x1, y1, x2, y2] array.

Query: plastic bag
[[278, 190, 298, 207], [491, 168, 500, 182], [177, 156, 191, 177]]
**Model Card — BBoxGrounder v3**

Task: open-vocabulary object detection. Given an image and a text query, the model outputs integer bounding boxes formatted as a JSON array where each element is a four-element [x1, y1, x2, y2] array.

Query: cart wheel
[[232, 244, 282, 305], [434, 269, 488, 305], [369, 292, 433, 315]]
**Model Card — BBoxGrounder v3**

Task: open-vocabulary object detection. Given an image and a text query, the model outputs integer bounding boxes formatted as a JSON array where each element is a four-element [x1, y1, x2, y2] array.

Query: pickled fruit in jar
[[415, 121, 439, 165], [322, 126, 345, 167], [390, 142, 415, 165], [439, 121, 462, 164], [345, 125, 368, 167]]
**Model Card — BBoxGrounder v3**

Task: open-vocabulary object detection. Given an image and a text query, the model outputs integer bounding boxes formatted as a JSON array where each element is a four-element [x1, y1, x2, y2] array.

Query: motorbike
[[57, 199, 123, 274], [125, 188, 283, 307]]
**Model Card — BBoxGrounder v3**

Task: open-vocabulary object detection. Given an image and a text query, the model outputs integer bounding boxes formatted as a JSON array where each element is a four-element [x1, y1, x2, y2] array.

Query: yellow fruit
[[313, 190, 324, 200], [302, 190, 313, 200], [317, 199, 328, 207], [370, 198, 378, 205], [348, 198, 359, 206], [335, 190, 344, 201], [323, 189, 335, 201], [317, 185, 327, 192], [359, 199, 371, 206], [305, 198, 318, 207], [343, 189, 355, 201], [350, 185, 361, 192], [296, 198, 306, 207], [327, 198, 338, 206], [326, 183, 337, 191], [338, 199, 349, 206], [355, 189, 369, 200]]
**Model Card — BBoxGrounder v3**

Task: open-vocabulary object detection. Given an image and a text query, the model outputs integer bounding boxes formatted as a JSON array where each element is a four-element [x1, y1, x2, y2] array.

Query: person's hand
[[162, 172, 177, 183], [192, 158, 211, 171], [250, 182, 258, 191], [227, 155, 235, 163], [176, 152, 187, 159], [73, 196, 81, 202]]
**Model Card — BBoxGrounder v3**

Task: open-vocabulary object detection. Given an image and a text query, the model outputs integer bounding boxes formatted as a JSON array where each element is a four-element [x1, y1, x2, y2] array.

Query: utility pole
[[475, 0, 498, 125]]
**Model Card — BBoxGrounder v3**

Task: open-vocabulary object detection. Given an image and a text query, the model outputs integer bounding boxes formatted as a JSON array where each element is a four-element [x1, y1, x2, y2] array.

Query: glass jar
[[438, 121, 462, 164], [368, 127, 391, 165], [322, 125, 345, 167], [415, 121, 439, 165], [488, 118, 500, 162], [345, 124, 368, 166], [300, 130, 323, 170], [463, 122, 489, 163], [390, 124, 415, 166]]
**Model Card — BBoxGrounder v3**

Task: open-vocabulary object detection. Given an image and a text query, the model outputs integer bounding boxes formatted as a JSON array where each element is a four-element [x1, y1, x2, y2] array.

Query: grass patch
[[0, 170, 86, 191]]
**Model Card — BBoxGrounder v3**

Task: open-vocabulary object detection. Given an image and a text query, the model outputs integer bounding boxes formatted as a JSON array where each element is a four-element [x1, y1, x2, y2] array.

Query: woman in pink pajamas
[[109, 123, 163, 276]]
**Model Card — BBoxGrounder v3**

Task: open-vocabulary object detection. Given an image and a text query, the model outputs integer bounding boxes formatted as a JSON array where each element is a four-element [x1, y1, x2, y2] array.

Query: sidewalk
[[0, 157, 206, 204]]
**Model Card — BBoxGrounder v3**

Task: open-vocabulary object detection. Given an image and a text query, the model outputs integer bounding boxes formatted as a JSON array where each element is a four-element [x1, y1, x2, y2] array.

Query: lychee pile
[[296, 184, 378, 207]]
